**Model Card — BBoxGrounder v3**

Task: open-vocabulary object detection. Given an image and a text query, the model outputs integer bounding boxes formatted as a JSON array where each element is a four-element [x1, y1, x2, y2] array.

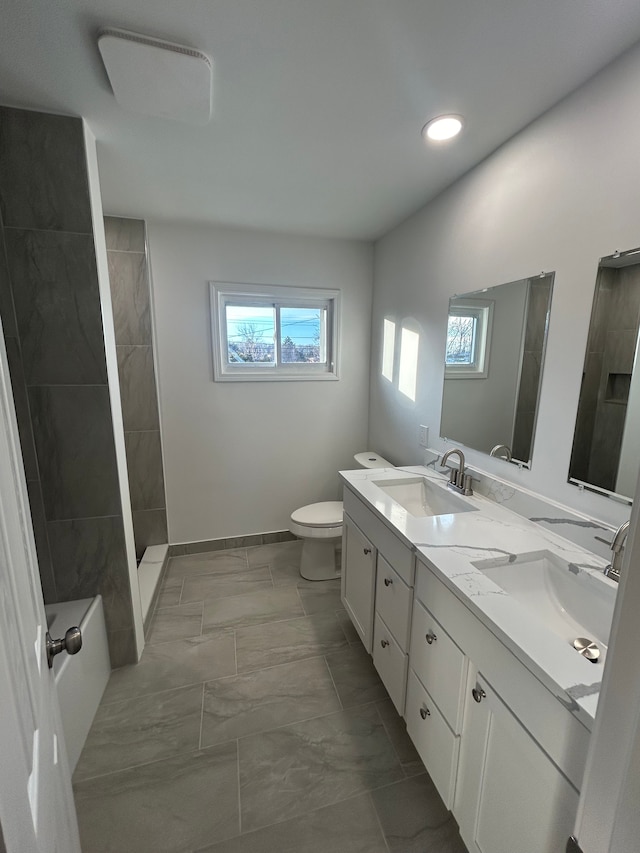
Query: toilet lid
[[291, 501, 343, 528]]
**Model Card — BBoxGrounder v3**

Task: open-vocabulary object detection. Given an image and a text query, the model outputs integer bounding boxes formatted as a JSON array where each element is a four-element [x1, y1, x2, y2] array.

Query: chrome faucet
[[604, 520, 630, 582], [490, 444, 512, 461], [441, 447, 473, 496]]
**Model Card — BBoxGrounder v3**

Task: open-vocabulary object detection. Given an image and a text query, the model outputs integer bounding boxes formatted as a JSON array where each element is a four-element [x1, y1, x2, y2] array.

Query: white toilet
[[290, 451, 392, 580]]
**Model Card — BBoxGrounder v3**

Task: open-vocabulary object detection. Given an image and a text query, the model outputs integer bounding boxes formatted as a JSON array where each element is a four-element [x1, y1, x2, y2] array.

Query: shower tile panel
[[182, 565, 273, 605], [235, 612, 348, 673], [0, 221, 17, 338], [108, 251, 152, 345], [0, 108, 92, 233], [124, 430, 166, 511], [238, 703, 404, 832], [47, 515, 132, 632], [29, 385, 121, 520], [201, 657, 341, 748], [26, 479, 56, 604], [132, 508, 168, 561], [102, 632, 236, 704], [116, 344, 159, 431], [195, 793, 388, 853], [202, 586, 303, 631], [5, 229, 107, 384], [104, 216, 146, 252], [4, 335, 38, 480], [325, 644, 387, 709], [106, 628, 137, 670], [74, 742, 240, 853], [73, 683, 203, 780]]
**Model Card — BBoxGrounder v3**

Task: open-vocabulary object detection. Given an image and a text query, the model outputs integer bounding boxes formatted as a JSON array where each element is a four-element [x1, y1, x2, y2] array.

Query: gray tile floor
[[73, 540, 467, 853]]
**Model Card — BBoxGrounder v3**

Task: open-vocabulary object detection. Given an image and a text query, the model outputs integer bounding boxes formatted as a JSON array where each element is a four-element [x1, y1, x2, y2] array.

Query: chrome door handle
[[363, 547, 372, 555], [420, 706, 431, 719], [425, 631, 437, 645], [472, 685, 486, 704], [46, 626, 82, 669], [380, 639, 390, 648], [384, 577, 393, 587]]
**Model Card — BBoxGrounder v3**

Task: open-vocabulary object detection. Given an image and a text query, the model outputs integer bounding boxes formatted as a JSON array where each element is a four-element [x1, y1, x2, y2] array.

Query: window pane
[[280, 306, 326, 364], [225, 305, 275, 364], [446, 314, 476, 365]]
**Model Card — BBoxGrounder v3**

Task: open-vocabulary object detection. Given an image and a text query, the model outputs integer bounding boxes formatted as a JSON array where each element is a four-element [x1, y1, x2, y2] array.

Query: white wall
[[370, 41, 640, 528], [147, 221, 372, 544]]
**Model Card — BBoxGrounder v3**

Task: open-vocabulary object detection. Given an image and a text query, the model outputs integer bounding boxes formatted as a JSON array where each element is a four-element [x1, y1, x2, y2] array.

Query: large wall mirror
[[440, 273, 554, 467], [569, 248, 640, 503]]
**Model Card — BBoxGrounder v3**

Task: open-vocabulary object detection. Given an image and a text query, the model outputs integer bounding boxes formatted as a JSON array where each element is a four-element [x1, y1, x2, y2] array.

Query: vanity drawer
[[406, 668, 459, 810], [343, 487, 414, 585], [373, 613, 408, 716], [410, 598, 467, 733], [376, 556, 412, 649]]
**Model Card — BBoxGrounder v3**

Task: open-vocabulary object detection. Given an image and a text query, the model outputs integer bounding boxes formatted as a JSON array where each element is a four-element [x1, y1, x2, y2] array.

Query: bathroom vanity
[[340, 465, 616, 853]]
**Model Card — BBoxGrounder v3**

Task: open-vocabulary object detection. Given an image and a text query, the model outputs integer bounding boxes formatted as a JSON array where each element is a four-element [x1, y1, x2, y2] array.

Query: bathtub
[[45, 595, 111, 771]]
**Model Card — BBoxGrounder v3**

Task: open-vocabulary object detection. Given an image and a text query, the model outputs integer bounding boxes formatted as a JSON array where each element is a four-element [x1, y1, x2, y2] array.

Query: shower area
[[0, 105, 167, 763]]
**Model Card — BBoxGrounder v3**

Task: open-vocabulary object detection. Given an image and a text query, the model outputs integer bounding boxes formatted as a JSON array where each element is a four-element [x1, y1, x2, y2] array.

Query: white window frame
[[444, 298, 494, 379], [210, 281, 341, 382]]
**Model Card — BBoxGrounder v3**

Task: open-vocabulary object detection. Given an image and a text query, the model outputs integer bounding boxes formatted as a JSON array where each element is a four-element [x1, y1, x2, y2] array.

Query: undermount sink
[[375, 476, 476, 518], [472, 550, 616, 658]]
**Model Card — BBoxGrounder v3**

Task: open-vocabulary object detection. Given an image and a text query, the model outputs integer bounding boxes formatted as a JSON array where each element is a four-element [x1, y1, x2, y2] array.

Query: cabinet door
[[455, 670, 579, 853], [341, 515, 376, 653]]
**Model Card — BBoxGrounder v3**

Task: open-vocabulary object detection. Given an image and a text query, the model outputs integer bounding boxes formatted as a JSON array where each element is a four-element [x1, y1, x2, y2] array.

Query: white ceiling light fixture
[[422, 115, 464, 143], [98, 28, 213, 125]]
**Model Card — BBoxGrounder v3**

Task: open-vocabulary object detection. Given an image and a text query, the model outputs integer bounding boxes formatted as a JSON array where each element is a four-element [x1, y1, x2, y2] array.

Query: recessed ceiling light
[[422, 115, 463, 143]]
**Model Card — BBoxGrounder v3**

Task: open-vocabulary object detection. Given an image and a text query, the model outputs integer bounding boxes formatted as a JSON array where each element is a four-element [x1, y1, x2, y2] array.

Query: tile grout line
[[198, 682, 205, 751], [236, 737, 243, 836], [368, 790, 393, 853], [321, 654, 344, 710]]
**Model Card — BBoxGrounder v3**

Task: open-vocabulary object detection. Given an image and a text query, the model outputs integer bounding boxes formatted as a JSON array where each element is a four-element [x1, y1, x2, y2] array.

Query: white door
[[0, 329, 81, 852]]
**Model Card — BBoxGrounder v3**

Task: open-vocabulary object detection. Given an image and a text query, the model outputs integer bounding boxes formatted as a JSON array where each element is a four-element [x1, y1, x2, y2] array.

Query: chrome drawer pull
[[363, 547, 372, 555], [425, 631, 437, 645], [472, 686, 486, 704], [420, 707, 431, 719], [380, 639, 390, 648], [384, 577, 393, 587]]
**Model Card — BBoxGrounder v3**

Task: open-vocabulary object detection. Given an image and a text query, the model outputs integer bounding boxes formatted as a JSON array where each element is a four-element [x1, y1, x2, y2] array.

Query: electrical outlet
[[418, 425, 429, 447]]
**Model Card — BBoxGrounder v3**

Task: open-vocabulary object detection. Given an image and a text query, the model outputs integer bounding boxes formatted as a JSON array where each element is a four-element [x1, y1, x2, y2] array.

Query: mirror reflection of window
[[399, 326, 419, 402], [445, 300, 493, 378], [382, 318, 396, 381], [569, 248, 640, 502]]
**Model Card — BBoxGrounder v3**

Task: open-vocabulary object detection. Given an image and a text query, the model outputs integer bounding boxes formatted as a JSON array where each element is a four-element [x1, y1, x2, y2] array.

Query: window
[[445, 299, 493, 378], [210, 282, 340, 381]]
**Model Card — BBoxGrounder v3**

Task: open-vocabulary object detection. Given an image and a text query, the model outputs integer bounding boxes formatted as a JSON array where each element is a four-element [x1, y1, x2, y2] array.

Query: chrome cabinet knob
[[384, 577, 393, 587], [472, 685, 486, 704], [46, 626, 82, 669], [363, 547, 372, 555], [420, 707, 431, 719], [380, 639, 390, 648], [425, 631, 437, 645]]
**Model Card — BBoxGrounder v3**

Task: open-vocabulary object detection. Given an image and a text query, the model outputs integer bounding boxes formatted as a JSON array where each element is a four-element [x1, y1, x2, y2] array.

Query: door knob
[[425, 631, 437, 645], [384, 577, 393, 587], [472, 685, 486, 704], [46, 626, 82, 669], [380, 638, 390, 648], [363, 547, 372, 555], [420, 707, 431, 719]]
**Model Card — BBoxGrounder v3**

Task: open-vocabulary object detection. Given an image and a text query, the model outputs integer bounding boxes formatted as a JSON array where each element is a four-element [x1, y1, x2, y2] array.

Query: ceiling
[[3, 0, 640, 240]]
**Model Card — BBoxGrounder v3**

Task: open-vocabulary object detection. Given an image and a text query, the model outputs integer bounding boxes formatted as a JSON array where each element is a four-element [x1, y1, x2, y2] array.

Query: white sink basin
[[375, 477, 476, 518], [472, 550, 616, 659]]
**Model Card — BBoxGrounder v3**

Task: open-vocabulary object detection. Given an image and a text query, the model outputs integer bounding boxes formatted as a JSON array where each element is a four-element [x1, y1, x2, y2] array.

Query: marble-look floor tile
[[325, 644, 387, 709], [336, 609, 361, 644], [74, 742, 239, 853], [298, 579, 344, 615], [238, 703, 404, 832], [147, 601, 203, 644], [167, 549, 249, 580], [156, 576, 183, 609], [247, 540, 303, 572], [74, 684, 203, 780], [196, 792, 388, 853], [376, 698, 424, 777], [102, 632, 236, 704], [203, 586, 304, 631], [182, 565, 273, 604], [235, 612, 348, 673], [370, 774, 468, 853], [201, 657, 340, 748]]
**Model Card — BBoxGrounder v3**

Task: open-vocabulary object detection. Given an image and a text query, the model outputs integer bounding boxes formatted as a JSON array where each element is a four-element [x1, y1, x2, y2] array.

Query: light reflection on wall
[[382, 318, 396, 381], [399, 327, 419, 401]]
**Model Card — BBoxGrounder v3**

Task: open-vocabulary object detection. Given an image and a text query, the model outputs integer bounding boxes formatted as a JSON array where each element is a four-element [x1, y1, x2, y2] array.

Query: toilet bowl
[[290, 452, 393, 581]]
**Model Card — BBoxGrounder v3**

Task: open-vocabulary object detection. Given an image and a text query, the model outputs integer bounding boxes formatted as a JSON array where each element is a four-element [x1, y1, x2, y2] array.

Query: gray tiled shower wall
[[104, 217, 168, 560], [0, 106, 136, 666]]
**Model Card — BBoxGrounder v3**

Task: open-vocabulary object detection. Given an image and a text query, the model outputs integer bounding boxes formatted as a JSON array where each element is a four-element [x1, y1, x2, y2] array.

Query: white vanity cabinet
[[342, 487, 415, 710], [455, 667, 579, 853]]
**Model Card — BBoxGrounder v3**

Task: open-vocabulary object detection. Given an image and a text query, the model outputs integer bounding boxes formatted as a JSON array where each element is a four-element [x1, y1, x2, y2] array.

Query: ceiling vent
[[98, 28, 213, 125]]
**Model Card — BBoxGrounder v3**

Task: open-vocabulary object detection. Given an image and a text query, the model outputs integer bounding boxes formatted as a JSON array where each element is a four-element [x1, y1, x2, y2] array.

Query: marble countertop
[[339, 464, 618, 730]]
